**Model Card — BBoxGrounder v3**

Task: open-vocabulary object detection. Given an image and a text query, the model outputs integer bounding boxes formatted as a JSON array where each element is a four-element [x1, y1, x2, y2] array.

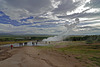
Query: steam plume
[[43, 18, 80, 41]]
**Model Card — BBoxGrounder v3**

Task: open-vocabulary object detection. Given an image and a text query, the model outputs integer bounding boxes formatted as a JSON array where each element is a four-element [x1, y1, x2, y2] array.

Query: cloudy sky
[[0, 0, 100, 35]]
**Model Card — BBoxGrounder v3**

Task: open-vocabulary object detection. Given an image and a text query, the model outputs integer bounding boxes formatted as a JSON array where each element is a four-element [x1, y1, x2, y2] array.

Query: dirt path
[[0, 47, 84, 67]]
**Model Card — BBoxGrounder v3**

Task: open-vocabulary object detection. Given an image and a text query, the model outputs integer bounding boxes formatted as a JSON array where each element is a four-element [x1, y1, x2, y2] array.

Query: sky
[[0, 0, 100, 35]]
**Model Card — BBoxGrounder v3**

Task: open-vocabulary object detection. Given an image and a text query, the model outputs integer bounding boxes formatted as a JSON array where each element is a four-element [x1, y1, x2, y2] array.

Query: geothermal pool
[[0, 41, 48, 47]]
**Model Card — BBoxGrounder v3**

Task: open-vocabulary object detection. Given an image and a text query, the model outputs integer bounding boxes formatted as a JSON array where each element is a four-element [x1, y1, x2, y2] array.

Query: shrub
[[86, 38, 94, 44], [96, 37, 100, 42]]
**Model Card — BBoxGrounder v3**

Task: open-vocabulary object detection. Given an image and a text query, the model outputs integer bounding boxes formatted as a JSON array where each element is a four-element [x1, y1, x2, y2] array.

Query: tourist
[[11, 45, 13, 49]]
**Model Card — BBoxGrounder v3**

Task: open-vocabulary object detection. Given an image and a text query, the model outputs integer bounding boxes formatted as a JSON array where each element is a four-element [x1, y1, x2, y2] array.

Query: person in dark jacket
[[32, 42, 34, 46]]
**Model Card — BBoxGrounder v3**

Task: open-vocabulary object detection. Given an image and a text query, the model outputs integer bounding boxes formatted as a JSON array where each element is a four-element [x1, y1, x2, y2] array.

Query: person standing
[[36, 42, 37, 46], [32, 42, 34, 46], [49, 42, 50, 44], [11, 45, 13, 49]]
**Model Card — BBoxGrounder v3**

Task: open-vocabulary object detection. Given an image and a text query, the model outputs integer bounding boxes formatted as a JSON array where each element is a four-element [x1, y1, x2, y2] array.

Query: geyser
[[43, 18, 80, 41]]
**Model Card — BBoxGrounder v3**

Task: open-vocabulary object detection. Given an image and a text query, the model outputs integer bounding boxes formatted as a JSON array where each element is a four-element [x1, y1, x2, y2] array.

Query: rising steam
[[43, 18, 80, 41]]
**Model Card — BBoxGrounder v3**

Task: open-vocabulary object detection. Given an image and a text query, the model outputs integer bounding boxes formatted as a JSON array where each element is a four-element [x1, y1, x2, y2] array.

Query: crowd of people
[[10, 40, 39, 49]]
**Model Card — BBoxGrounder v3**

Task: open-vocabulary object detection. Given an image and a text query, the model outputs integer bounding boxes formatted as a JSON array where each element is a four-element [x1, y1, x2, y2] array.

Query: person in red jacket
[[11, 45, 13, 49]]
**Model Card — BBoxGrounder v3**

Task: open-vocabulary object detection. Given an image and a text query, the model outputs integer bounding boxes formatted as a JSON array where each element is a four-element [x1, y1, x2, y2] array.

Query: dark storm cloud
[[53, 0, 80, 14], [58, 12, 100, 19], [57, 8, 93, 19], [0, 0, 100, 35], [4, 0, 52, 14]]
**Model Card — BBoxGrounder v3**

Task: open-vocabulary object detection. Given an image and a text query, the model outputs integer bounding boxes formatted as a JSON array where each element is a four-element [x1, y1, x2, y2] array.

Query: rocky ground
[[0, 46, 85, 67]]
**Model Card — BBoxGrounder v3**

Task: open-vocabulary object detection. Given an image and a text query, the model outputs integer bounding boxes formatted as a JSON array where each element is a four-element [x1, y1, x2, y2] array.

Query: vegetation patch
[[35, 41, 100, 67], [75, 56, 82, 59], [89, 57, 100, 66], [57, 44, 100, 55]]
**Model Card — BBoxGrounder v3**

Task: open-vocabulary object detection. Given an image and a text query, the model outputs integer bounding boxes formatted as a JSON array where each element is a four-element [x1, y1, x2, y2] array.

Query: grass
[[89, 57, 100, 66], [57, 44, 100, 54], [50, 41, 86, 46], [36, 41, 100, 67], [75, 56, 82, 59], [36, 41, 100, 55], [56, 43, 100, 67]]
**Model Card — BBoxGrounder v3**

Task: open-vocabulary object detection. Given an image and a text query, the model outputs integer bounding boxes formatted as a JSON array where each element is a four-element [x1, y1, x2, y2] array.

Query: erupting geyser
[[43, 18, 80, 41]]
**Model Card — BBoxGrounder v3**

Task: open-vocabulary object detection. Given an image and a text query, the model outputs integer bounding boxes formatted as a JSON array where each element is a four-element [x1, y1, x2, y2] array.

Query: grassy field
[[36, 41, 100, 67]]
